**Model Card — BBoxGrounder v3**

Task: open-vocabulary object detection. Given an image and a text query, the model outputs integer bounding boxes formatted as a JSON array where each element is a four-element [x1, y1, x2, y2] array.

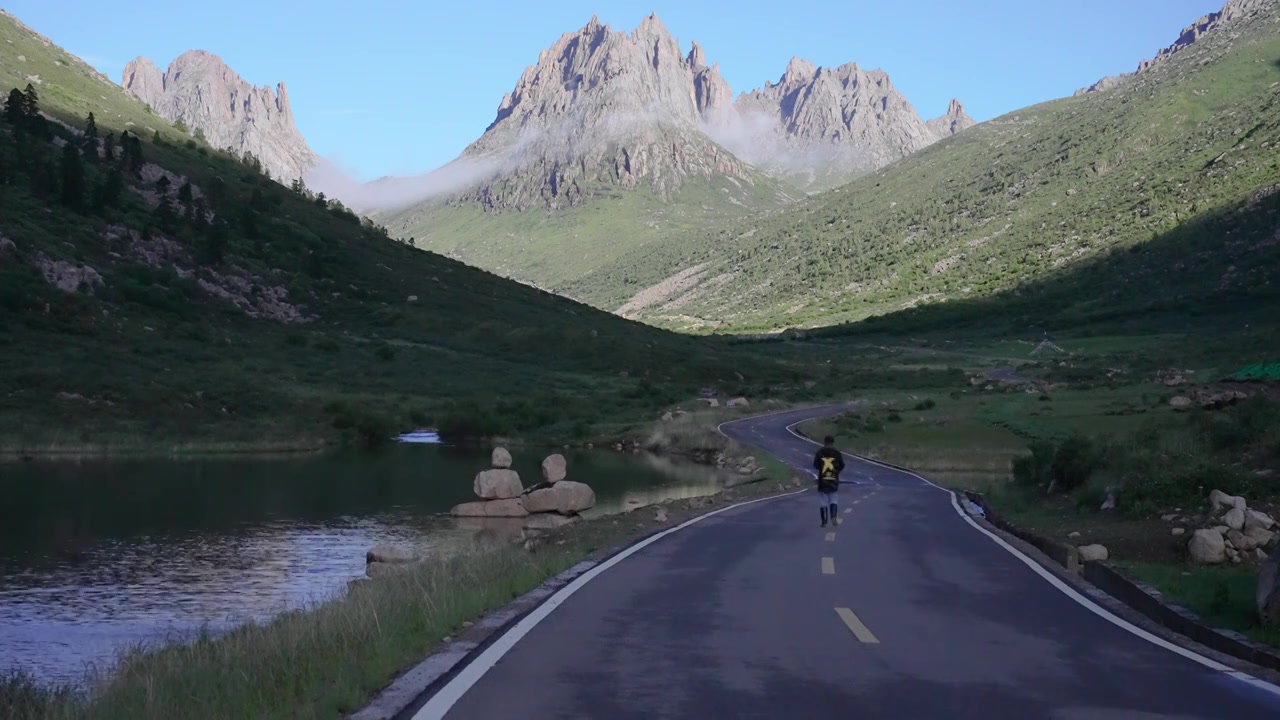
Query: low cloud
[[305, 155, 504, 213], [701, 107, 871, 177]]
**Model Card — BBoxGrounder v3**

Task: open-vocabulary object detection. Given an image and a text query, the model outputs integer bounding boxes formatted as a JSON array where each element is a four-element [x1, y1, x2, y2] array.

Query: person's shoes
[[820, 508, 828, 527]]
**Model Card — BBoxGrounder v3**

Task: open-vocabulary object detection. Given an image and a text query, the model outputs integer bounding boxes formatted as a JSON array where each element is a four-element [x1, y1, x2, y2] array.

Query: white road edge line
[[410, 487, 806, 719], [780, 417, 1280, 699]]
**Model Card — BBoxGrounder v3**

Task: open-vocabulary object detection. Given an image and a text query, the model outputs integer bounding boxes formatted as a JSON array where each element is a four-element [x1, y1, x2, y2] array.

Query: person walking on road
[[813, 435, 844, 527]]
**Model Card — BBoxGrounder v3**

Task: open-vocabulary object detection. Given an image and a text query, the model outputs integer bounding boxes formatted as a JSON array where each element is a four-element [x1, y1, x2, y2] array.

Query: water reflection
[[0, 445, 726, 684]]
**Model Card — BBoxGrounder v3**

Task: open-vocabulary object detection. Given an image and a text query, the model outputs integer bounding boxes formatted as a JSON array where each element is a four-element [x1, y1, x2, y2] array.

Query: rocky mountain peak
[[781, 57, 818, 85], [710, 57, 970, 189], [1075, 0, 1276, 95], [454, 14, 759, 212], [121, 49, 316, 184], [926, 98, 976, 138]]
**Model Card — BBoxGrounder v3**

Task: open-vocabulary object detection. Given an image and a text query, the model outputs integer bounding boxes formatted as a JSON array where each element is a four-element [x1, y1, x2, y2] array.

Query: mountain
[[1075, 0, 1272, 95], [0, 9, 795, 450], [121, 50, 317, 185], [596, 0, 1280, 332], [707, 58, 974, 191], [441, 14, 768, 213], [375, 13, 968, 303]]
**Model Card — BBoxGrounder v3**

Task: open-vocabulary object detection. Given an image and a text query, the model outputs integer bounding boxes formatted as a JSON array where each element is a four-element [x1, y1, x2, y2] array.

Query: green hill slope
[[377, 163, 797, 300], [606, 3, 1280, 333], [0, 11, 799, 452]]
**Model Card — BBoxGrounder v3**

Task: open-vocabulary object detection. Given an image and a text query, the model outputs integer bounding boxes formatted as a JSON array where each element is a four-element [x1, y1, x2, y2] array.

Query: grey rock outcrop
[[1075, 0, 1275, 95], [706, 57, 973, 189], [121, 50, 317, 185], [454, 14, 761, 212]]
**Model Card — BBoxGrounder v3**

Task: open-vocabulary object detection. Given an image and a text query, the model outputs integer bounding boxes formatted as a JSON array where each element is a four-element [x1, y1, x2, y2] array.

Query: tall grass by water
[[1, 546, 578, 720]]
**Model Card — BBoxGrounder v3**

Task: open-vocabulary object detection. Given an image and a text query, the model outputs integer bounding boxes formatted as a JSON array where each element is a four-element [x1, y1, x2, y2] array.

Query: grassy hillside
[[601, 4, 1280, 332], [0, 11, 809, 452], [377, 166, 796, 299]]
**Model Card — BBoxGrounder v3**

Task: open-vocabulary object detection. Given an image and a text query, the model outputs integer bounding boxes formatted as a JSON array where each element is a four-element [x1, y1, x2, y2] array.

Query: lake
[[0, 444, 730, 685]]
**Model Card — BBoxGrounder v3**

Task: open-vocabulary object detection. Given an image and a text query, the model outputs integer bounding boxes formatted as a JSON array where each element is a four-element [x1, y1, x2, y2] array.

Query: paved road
[[412, 405, 1280, 719]]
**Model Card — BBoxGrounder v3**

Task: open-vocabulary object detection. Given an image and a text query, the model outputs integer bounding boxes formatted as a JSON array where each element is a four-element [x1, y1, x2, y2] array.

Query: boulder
[[524, 513, 579, 531], [1169, 396, 1192, 409], [450, 498, 529, 518], [1214, 525, 1231, 536], [1172, 527, 1186, 536], [1245, 510, 1276, 532], [1246, 526, 1276, 548], [727, 397, 750, 408], [474, 469, 523, 499], [366, 544, 417, 564], [1078, 544, 1109, 562], [541, 454, 567, 483], [655, 507, 669, 523], [1100, 488, 1117, 511], [661, 412, 673, 422], [1227, 529, 1259, 552], [1224, 507, 1247, 532], [491, 447, 513, 469], [1189, 529, 1227, 564], [523, 481, 596, 515], [1209, 489, 1247, 511]]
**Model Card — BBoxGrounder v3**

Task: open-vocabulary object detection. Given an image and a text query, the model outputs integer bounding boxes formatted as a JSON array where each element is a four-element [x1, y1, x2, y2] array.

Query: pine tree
[[60, 143, 85, 211], [84, 112, 98, 140], [103, 166, 124, 207], [177, 181, 193, 208], [102, 131, 115, 162], [21, 84, 38, 116], [127, 134, 144, 174], [4, 88, 24, 124]]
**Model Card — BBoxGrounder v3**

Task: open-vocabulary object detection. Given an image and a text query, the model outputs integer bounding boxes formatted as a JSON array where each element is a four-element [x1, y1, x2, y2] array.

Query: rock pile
[[1178, 489, 1280, 626], [1182, 489, 1276, 565], [449, 448, 597, 522]]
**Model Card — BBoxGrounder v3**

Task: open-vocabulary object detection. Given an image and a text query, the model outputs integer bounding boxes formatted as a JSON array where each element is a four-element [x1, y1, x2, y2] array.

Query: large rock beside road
[[1260, 554, 1280, 627], [474, 469, 523, 499], [523, 481, 596, 515], [541, 454, 567, 483], [450, 498, 529, 518], [1189, 529, 1227, 564], [1078, 544, 1109, 562]]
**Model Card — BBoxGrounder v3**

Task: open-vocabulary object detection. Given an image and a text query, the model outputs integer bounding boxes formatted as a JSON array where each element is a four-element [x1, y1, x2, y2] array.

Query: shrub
[[913, 398, 937, 411], [1050, 434, 1100, 493], [1013, 440, 1055, 490], [886, 413, 903, 423]]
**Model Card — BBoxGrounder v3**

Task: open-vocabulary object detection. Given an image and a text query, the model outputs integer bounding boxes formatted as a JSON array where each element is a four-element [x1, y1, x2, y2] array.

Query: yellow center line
[[822, 557, 835, 574], [835, 608, 880, 644], [825, 531, 836, 542]]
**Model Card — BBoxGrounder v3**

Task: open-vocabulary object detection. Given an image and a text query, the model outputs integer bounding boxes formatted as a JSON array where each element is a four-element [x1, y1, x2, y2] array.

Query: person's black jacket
[[813, 447, 844, 493]]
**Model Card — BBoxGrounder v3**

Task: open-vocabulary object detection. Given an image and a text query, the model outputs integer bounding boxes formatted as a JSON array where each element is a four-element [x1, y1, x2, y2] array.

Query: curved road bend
[[410, 405, 1280, 719]]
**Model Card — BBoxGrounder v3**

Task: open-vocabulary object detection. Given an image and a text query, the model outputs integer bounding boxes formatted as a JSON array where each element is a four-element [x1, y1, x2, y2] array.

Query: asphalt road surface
[[411, 405, 1280, 719]]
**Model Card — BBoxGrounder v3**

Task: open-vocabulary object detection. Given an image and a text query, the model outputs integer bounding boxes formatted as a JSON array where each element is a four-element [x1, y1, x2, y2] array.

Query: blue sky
[[8, 0, 1224, 181]]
